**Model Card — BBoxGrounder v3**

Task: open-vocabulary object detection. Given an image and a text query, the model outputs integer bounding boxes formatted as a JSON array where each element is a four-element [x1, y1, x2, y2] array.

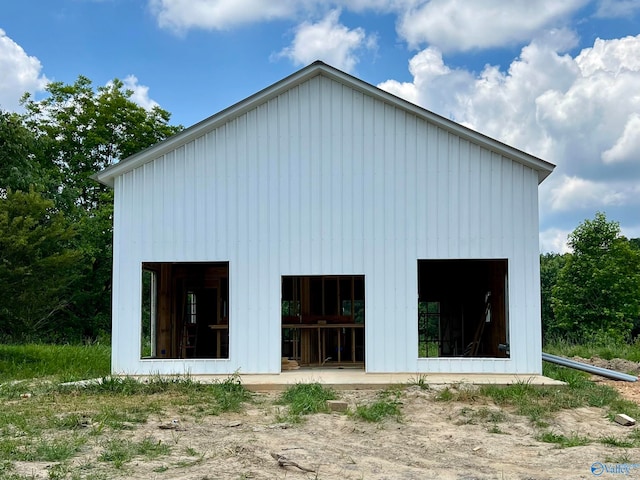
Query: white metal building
[[96, 61, 555, 376]]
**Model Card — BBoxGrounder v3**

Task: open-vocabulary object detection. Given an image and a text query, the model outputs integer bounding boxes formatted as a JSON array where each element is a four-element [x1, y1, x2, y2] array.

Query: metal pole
[[542, 352, 637, 382]]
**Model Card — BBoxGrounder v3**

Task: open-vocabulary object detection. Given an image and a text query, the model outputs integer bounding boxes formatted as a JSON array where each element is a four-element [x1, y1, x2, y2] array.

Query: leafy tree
[[22, 76, 181, 211], [15, 76, 182, 340], [552, 213, 640, 342], [540, 252, 567, 341], [0, 110, 52, 194], [0, 190, 85, 340]]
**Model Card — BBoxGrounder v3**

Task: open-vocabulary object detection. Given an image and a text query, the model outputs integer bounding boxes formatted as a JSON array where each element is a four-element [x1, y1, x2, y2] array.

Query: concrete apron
[[126, 370, 565, 391]]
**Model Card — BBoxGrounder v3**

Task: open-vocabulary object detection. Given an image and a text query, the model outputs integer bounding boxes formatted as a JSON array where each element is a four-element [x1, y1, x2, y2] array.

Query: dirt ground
[[12, 362, 640, 480]]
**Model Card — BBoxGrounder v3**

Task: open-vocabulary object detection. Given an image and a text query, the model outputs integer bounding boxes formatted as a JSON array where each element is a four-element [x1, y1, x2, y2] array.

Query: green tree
[[552, 213, 640, 342], [0, 190, 85, 340], [540, 252, 567, 342], [18, 76, 181, 340], [0, 110, 52, 194], [22, 76, 181, 211]]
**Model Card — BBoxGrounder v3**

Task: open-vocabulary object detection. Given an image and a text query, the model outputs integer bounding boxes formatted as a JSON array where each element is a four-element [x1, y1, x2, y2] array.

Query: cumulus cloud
[[149, 0, 305, 31], [122, 75, 160, 111], [277, 10, 376, 73], [378, 32, 640, 249], [106, 75, 159, 111], [548, 175, 628, 211], [0, 29, 48, 112], [149, 0, 410, 32], [378, 47, 474, 115], [379, 29, 581, 160], [396, 0, 587, 51], [602, 113, 640, 164]]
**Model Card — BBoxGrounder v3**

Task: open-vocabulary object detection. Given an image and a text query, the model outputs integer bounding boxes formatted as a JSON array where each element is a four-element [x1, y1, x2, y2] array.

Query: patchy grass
[[435, 384, 479, 403], [207, 375, 254, 414], [407, 374, 430, 390], [0, 372, 253, 477], [98, 437, 172, 469], [277, 383, 337, 423], [457, 406, 506, 427], [537, 431, 591, 448], [599, 435, 635, 448], [353, 388, 403, 423]]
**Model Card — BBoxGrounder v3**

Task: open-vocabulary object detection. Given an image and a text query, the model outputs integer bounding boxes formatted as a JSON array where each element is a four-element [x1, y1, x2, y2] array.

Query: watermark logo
[[591, 462, 640, 476]]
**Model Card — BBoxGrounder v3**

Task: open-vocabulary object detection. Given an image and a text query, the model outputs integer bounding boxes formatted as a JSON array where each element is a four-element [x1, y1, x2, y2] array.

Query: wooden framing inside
[[417, 259, 509, 358], [281, 275, 365, 367], [141, 262, 229, 359]]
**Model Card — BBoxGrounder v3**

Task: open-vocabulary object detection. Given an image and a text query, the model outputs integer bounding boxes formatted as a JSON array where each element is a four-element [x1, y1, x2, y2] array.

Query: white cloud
[[594, 0, 640, 18], [149, 0, 410, 32], [0, 29, 48, 112], [602, 113, 640, 164], [547, 175, 627, 211], [277, 10, 376, 73], [149, 0, 586, 56], [378, 33, 640, 251], [378, 47, 474, 115], [539, 228, 572, 254], [396, 0, 587, 51], [122, 75, 160, 111], [379, 30, 580, 160], [149, 0, 304, 31]]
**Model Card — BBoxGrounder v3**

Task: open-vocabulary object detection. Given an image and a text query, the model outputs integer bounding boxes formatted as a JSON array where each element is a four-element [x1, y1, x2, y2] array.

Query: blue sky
[[2, 0, 640, 252]]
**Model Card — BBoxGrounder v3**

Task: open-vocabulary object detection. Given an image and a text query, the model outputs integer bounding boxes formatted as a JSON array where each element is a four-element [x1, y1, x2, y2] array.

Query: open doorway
[[417, 260, 509, 358], [141, 262, 229, 359], [281, 275, 365, 368]]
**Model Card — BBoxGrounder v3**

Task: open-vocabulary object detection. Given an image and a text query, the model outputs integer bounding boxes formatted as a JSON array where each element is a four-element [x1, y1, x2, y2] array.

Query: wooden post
[[157, 264, 173, 358]]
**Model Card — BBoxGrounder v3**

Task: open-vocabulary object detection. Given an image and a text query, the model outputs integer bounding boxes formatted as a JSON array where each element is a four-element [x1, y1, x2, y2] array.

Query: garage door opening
[[418, 260, 509, 358], [141, 262, 229, 359], [281, 276, 365, 368]]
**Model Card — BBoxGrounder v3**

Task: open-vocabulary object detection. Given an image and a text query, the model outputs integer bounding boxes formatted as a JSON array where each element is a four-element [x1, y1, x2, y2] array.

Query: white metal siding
[[112, 74, 542, 375]]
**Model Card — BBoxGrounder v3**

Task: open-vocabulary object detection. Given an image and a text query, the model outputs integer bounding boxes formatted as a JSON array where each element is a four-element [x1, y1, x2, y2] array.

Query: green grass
[[354, 389, 402, 422], [408, 374, 430, 390], [207, 375, 254, 414], [0, 343, 111, 382], [277, 383, 337, 422], [0, 435, 86, 462], [0, 368, 252, 477], [599, 435, 635, 448], [429, 363, 640, 429], [544, 337, 640, 362], [538, 431, 591, 448], [99, 436, 171, 468]]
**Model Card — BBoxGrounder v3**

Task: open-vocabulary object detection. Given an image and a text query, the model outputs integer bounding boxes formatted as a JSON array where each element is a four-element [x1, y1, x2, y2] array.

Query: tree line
[[541, 212, 640, 344], [1, 77, 639, 344], [0, 77, 181, 341]]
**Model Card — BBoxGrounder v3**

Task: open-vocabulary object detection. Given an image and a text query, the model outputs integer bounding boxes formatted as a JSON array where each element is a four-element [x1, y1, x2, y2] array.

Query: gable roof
[[95, 61, 555, 187]]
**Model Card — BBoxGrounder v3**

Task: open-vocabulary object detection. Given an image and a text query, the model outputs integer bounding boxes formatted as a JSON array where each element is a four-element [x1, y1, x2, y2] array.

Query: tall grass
[[544, 337, 640, 362], [0, 343, 111, 382]]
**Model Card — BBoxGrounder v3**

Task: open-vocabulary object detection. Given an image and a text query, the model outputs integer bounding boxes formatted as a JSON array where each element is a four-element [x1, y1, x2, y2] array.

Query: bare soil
[[12, 379, 640, 480]]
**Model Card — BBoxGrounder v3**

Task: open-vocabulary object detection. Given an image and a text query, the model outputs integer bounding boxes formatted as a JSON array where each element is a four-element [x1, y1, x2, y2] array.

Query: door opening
[[281, 275, 365, 369]]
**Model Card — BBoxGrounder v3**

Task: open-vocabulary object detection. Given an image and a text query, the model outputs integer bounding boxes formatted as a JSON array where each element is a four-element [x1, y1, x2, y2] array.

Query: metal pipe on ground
[[542, 352, 637, 382]]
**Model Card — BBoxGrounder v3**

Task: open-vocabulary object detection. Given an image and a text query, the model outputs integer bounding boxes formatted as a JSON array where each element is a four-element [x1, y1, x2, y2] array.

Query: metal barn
[[95, 62, 555, 376]]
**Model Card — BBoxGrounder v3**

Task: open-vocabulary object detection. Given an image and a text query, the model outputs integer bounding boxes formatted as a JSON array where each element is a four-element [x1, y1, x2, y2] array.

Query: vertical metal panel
[[111, 73, 544, 375]]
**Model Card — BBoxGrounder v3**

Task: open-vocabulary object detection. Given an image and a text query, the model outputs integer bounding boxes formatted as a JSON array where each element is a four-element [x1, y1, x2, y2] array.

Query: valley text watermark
[[591, 462, 640, 476]]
